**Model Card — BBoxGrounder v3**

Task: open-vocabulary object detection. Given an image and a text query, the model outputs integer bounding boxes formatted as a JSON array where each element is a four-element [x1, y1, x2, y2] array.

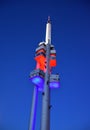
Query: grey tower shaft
[[40, 42, 51, 130]]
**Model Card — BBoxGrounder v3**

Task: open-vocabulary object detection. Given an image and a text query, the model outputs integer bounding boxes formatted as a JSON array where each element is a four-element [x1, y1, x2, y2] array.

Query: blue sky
[[0, 0, 90, 130]]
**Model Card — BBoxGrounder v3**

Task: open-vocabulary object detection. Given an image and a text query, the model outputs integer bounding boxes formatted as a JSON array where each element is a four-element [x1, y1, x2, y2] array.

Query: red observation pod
[[35, 42, 46, 72], [50, 46, 57, 67], [35, 43, 57, 71]]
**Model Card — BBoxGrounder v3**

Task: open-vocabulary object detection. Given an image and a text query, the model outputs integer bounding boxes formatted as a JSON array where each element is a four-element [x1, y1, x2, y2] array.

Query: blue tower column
[[29, 86, 38, 130]]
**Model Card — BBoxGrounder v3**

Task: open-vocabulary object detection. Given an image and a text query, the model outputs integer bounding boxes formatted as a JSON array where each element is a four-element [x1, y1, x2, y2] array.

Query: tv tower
[[29, 17, 60, 130]]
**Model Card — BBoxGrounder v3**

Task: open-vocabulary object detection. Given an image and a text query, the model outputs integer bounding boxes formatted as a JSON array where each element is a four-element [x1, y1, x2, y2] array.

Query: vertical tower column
[[40, 17, 51, 130], [40, 43, 51, 130], [29, 86, 38, 130]]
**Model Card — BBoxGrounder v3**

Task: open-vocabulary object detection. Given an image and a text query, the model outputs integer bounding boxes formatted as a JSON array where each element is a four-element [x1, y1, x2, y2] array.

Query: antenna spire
[[47, 16, 51, 23]]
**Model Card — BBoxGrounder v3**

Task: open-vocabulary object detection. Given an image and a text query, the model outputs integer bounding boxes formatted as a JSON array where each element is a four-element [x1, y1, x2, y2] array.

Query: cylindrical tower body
[[29, 86, 38, 130], [40, 17, 51, 130], [40, 43, 51, 130]]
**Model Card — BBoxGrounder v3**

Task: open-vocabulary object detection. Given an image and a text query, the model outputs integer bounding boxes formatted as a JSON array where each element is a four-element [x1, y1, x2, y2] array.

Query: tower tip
[[47, 16, 51, 23]]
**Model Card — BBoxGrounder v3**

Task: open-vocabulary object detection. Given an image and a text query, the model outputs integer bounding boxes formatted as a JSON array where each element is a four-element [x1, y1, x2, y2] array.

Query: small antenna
[[47, 16, 51, 23]]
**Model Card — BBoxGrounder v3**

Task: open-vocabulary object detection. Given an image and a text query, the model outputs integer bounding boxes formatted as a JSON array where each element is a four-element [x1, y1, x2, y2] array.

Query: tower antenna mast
[[29, 17, 60, 130]]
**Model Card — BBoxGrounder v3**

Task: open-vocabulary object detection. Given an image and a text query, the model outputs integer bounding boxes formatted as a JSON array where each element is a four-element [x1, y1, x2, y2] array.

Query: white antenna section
[[45, 16, 51, 44]]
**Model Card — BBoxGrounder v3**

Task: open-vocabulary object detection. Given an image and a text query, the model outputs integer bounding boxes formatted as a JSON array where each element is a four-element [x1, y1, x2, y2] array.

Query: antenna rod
[[45, 16, 51, 44]]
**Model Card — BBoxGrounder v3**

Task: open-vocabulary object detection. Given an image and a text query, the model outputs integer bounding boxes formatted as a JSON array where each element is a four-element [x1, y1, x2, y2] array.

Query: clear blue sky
[[0, 0, 90, 130]]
